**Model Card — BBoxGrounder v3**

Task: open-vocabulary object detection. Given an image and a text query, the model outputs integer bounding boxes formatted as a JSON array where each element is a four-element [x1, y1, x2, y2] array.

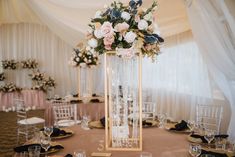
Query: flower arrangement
[[69, 47, 99, 68], [30, 70, 56, 92], [44, 77, 56, 88], [0, 72, 5, 81], [29, 70, 45, 81], [0, 83, 22, 93], [21, 59, 38, 69], [86, 0, 164, 59], [2, 60, 18, 70]]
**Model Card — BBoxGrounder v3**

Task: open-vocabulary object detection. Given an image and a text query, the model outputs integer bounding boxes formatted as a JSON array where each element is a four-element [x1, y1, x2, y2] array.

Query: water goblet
[[158, 114, 166, 129], [187, 120, 195, 132], [28, 145, 41, 157], [189, 143, 201, 157], [204, 129, 215, 147], [40, 136, 51, 157], [74, 149, 86, 157], [43, 126, 53, 137]]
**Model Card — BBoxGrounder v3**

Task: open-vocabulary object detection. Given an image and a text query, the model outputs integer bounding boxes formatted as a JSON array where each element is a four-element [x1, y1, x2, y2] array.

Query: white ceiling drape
[[0, 0, 191, 45], [186, 0, 235, 140]]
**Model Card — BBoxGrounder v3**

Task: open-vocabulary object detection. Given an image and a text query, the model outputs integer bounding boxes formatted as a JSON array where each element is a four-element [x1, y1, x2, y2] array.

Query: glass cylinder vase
[[104, 52, 142, 151]]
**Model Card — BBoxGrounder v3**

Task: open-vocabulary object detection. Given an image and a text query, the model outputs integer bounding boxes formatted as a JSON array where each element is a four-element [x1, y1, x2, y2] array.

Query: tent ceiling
[[0, 0, 191, 38]]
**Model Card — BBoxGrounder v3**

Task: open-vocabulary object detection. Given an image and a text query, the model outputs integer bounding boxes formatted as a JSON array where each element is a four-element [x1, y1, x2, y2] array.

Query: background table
[[46, 102, 105, 125], [0, 89, 46, 111], [52, 126, 189, 157]]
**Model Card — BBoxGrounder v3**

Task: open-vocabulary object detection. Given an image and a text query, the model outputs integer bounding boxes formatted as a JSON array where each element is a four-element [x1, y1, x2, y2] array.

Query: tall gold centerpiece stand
[[104, 49, 142, 151]]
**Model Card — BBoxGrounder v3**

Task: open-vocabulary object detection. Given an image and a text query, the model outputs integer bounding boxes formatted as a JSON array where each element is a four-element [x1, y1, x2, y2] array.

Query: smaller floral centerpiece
[[2, 60, 18, 70], [69, 45, 99, 68], [0, 72, 5, 81], [21, 59, 38, 69], [30, 70, 56, 92], [0, 83, 22, 93], [29, 70, 45, 81], [44, 77, 56, 88], [86, 0, 164, 59]]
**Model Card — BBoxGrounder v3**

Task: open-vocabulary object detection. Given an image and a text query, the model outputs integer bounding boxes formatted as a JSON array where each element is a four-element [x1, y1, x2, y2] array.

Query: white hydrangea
[[94, 10, 102, 19], [88, 38, 98, 48], [124, 31, 137, 43], [138, 19, 148, 30], [94, 29, 103, 39], [121, 12, 131, 21]]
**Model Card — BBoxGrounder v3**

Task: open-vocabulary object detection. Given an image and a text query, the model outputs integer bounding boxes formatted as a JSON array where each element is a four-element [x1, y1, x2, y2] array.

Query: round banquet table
[[51, 126, 189, 157]]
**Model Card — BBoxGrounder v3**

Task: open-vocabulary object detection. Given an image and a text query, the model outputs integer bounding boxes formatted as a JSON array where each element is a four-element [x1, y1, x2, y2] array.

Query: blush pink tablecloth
[[0, 90, 46, 110], [51, 126, 189, 157]]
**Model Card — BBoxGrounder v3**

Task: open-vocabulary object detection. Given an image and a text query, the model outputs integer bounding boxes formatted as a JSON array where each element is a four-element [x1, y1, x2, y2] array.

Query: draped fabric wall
[[0, 23, 78, 97], [186, 0, 235, 140]]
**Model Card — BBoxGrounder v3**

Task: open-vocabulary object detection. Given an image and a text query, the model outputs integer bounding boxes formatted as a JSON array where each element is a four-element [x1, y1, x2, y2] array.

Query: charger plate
[[88, 121, 104, 129], [164, 122, 191, 134], [51, 128, 74, 140]]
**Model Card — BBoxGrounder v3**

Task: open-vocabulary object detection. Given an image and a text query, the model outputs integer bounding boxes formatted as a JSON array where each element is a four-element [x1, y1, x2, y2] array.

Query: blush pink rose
[[114, 22, 129, 32], [105, 45, 112, 50], [101, 21, 114, 37], [103, 34, 114, 46], [117, 47, 135, 59]]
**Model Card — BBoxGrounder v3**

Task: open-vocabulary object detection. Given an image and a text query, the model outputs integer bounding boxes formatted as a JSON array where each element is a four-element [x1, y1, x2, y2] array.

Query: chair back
[[196, 104, 223, 133], [52, 102, 77, 125], [142, 102, 156, 120], [14, 99, 27, 122]]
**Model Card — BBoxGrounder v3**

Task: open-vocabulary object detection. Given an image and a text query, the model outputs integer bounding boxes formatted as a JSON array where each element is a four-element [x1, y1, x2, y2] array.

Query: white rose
[[88, 59, 91, 63], [86, 46, 91, 51], [88, 38, 98, 48], [94, 29, 103, 39], [78, 53, 82, 57], [143, 12, 153, 21], [94, 10, 102, 19], [75, 57, 80, 62], [138, 19, 148, 30], [121, 12, 131, 21], [84, 58, 87, 62], [124, 31, 137, 43]]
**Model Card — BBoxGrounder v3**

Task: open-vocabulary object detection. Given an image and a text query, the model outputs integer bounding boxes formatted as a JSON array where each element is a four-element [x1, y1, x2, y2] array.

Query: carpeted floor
[[0, 110, 45, 157]]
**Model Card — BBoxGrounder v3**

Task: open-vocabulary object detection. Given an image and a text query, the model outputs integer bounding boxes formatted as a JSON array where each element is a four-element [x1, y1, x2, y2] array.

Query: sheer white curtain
[[186, 0, 235, 140], [0, 23, 78, 97]]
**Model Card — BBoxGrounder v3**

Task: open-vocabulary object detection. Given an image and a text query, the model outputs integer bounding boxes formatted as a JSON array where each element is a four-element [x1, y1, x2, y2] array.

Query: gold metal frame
[[104, 51, 142, 151]]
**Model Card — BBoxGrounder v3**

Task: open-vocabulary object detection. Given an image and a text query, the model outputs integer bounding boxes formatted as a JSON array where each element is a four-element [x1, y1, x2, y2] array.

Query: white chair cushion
[[18, 117, 45, 125], [57, 120, 81, 127]]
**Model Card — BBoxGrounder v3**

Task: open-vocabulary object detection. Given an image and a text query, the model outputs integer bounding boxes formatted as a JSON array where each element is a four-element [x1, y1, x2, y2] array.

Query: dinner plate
[[51, 128, 74, 140]]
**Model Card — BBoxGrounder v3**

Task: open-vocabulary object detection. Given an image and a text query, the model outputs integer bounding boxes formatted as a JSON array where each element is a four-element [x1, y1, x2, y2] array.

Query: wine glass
[[187, 120, 195, 132], [189, 143, 201, 157], [40, 136, 51, 157], [204, 129, 215, 147], [43, 126, 53, 137], [158, 114, 166, 128]]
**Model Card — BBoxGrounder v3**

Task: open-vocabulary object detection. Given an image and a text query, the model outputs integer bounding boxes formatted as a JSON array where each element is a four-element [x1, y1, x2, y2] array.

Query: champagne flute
[[189, 143, 201, 157], [204, 129, 215, 148], [40, 136, 51, 157]]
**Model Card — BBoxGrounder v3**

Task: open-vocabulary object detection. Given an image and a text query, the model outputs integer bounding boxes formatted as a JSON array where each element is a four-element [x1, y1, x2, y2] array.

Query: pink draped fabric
[[0, 89, 46, 110]]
